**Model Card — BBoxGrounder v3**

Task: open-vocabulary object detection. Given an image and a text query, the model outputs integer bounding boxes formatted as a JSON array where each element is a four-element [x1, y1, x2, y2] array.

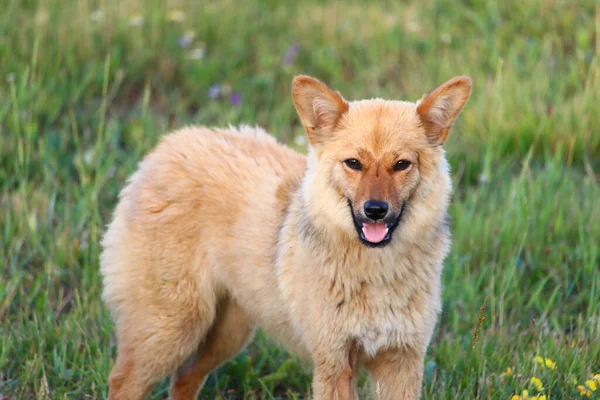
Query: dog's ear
[[292, 75, 349, 146], [416, 76, 472, 146]]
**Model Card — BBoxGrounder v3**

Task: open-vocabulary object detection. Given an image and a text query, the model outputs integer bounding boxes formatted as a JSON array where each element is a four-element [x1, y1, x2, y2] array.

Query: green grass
[[1, 0, 599, 398]]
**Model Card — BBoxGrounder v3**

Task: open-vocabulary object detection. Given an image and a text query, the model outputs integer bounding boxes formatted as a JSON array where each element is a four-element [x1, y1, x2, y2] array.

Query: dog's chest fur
[[322, 251, 440, 356], [277, 225, 443, 359]]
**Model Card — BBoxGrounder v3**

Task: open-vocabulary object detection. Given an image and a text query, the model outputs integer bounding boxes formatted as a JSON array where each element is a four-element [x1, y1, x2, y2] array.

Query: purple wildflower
[[178, 35, 193, 48], [283, 43, 300, 65], [208, 85, 220, 99], [229, 92, 242, 106]]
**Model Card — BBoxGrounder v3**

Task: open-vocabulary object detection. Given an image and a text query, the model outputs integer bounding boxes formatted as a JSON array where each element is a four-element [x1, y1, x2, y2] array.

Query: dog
[[100, 74, 472, 399]]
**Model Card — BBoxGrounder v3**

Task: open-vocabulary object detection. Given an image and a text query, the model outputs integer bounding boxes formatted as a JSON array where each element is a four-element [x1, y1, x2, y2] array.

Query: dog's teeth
[[385, 228, 389, 234]]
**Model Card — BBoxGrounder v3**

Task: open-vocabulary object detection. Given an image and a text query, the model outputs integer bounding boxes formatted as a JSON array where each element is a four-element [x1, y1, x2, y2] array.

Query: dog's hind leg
[[169, 297, 255, 400], [106, 297, 218, 400]]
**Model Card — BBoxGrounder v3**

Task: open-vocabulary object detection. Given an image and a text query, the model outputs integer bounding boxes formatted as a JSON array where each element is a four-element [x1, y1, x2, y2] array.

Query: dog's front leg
[[364, 346, 425, 400], [310, 346, 359, 400]]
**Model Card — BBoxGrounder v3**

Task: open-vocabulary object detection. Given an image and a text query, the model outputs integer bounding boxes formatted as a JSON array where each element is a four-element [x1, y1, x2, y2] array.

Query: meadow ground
[[1, 0, 599, 398]]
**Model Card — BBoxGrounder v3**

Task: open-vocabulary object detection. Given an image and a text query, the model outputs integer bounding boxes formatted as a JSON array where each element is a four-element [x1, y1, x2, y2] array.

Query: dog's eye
[[393, 159, 411, 171], [344, 159, 362, 171]]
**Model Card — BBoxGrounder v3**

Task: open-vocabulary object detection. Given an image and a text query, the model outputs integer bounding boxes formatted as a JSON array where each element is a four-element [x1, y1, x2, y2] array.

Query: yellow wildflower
[[530, 376, 544, 392], [585, 379, 597, 391], [572, 377, 579, 385], [511, 393, 524, 400], [533, 356, 556, 370], [506, 367, 513, 376], [166, 9, 185, 22], [577, 385, 592, 397], [510, 391, 547, 400], [593, 374, 600, 382]]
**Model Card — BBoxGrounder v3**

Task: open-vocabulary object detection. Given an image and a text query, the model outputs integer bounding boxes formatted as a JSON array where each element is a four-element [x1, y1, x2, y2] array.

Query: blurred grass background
[[1, 0, 599, 398]]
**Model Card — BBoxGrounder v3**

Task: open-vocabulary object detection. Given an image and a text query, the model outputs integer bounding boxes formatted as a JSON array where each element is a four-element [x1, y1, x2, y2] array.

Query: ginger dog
[[101, 75, 472, 399]]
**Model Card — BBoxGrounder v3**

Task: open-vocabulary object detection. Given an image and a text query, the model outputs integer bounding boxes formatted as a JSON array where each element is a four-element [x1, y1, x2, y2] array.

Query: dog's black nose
[[364, 200, 388, 220]]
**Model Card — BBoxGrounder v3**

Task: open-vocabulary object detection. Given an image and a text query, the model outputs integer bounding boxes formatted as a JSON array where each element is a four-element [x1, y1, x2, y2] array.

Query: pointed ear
[[416, 76, 472, 145], [292, 75, 349, 146]]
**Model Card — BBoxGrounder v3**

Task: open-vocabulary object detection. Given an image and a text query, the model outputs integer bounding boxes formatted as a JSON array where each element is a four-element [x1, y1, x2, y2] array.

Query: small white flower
[[6, 73, 15, 83], [91, 9, 104, 22], [407, 21, 420, 33], [440, 33, 452, 44], [187, 48, 205, 60], [221, 83, 232, 96], [84, 148, 95, 166], [128, 15, 144, 27]]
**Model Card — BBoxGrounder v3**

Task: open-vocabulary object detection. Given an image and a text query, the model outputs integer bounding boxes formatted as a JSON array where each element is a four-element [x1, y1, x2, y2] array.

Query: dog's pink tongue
[[362, 223, 387, 243]]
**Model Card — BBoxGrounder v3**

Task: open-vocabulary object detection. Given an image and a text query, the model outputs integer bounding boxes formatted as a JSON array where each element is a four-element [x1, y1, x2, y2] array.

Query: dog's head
[[292, 75, 471, 248]]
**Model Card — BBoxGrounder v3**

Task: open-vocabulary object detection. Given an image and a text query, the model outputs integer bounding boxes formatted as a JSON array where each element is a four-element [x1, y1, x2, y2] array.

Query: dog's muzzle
[[347, 200, 405, 248]]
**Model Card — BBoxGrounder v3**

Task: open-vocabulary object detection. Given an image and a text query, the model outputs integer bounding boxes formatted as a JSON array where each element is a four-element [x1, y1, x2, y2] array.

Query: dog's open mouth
[[347, 200, 405, 248]]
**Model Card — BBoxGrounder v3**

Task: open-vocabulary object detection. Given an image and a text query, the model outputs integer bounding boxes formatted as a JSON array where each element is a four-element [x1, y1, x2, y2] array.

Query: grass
[[1, 0, 599, 398]]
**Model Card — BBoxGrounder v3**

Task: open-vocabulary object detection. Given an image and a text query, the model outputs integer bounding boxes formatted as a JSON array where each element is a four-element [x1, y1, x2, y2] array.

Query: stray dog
[[101, 75, 472, 399]]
